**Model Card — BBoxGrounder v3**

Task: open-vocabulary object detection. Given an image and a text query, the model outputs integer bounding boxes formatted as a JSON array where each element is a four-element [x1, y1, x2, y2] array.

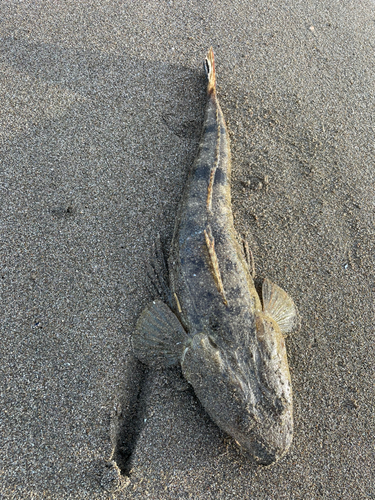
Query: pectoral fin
[[132, 300, 188, 368], [262, 278, 300, 335]]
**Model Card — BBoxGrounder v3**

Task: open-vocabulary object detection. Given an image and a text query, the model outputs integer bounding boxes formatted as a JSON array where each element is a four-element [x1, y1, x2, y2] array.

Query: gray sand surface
[[1, 1, 374, 498]]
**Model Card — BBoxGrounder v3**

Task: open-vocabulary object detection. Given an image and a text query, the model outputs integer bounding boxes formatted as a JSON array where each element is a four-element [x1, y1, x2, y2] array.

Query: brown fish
[[132, 48, 299, 465]]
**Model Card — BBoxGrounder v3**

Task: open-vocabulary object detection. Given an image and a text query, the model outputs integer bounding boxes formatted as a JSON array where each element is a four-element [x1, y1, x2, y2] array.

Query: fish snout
[[181, 331, 293, 466]]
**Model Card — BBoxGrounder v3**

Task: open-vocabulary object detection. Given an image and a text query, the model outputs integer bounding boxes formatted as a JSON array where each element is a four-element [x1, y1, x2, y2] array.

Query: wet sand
[[0, 1, 374, 498]]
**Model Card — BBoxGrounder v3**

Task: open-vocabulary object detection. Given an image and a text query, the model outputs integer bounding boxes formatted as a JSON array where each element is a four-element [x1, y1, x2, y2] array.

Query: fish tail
[[204, 47, 216, 95]]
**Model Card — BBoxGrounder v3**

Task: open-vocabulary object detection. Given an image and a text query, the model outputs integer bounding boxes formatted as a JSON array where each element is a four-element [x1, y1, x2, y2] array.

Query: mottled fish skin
[[132, 48, 299, 465]]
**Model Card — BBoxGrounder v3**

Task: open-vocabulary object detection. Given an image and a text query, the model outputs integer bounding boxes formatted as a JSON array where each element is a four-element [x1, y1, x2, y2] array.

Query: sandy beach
[[0, 1, 374, 498]]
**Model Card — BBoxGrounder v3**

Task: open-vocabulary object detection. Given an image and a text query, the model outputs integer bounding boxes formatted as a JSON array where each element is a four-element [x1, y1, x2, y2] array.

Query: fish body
[[132, 48, 299, 465]]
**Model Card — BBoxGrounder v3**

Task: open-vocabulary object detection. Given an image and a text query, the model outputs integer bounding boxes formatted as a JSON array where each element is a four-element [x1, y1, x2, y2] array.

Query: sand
[[0, 0, 374, 498]]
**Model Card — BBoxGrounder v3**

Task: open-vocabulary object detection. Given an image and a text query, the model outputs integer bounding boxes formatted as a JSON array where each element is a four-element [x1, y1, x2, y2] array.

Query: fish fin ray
[[262, 278, 300, 336], [132, 300, 187, 368]]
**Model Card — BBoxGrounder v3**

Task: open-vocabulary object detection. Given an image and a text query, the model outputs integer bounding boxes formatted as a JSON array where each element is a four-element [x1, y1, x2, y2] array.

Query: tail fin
[[204, 47, 216, 95]]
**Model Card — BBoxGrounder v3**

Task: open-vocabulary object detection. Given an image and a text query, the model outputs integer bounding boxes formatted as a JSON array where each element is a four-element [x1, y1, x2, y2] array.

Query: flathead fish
[[132, 48, 299, 465]]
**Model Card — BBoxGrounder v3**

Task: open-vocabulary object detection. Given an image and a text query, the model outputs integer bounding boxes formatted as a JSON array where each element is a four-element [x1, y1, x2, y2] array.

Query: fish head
[[181, 321, 293, 465]]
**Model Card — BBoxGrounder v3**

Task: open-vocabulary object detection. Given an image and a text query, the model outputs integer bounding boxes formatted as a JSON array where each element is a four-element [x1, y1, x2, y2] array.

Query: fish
[[132, 48, 299, 465]]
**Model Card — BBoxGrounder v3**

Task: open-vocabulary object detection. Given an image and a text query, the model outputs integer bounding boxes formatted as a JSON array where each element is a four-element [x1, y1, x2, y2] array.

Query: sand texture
[[0, 1, 374, 498]]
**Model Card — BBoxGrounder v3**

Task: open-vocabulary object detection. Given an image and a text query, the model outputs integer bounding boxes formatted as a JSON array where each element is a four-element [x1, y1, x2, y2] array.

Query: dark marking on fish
[[204, 123, 218, 135], [214, 167, 227, 185], [194, 164, 212, 181]]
